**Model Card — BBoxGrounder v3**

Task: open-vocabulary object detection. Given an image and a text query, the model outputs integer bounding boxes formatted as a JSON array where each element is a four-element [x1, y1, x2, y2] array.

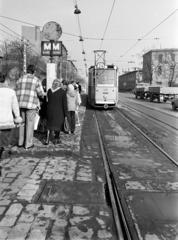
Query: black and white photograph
[[0, 0, 177, 239]]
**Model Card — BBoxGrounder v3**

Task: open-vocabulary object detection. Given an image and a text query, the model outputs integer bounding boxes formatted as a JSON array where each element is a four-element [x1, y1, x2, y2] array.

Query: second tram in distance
[[88, 64, 118, 109]]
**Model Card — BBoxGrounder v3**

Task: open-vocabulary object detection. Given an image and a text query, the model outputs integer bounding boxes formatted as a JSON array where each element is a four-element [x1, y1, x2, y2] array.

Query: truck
[[133, 83, 149, 99], [134, 49, 178, 102]]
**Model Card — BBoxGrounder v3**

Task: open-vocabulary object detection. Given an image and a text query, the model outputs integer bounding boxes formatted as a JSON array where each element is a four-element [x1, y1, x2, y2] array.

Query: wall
[[118, 71, 142, 91], [143, 49, 178, 87]]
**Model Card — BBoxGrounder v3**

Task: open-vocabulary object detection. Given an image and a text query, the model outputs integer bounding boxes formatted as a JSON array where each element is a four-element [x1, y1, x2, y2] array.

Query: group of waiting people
[[44, 77, 81, 145], [0, 64, 81, 159]]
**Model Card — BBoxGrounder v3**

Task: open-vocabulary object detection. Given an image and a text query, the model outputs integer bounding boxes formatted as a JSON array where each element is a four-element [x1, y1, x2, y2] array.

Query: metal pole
[[60, 60, 62, 79], [23, 38, 27, 75], [50, 40, 54, 63], [66, 61, 68, 81]]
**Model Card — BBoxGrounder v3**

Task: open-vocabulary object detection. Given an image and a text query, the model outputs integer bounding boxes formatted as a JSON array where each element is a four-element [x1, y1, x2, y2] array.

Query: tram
[[88, 64, 118, 109]]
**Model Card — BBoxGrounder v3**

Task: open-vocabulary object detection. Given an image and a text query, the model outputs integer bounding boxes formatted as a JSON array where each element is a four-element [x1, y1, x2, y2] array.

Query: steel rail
[[121, 102, 178, 131], [94, 112, 132, 240], [116, 108, 178, 167]]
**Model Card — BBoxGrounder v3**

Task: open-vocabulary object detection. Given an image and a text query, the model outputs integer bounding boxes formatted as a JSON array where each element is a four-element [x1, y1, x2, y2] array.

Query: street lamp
[[74, 5, 81, 14], [79, 36, 84, 42]]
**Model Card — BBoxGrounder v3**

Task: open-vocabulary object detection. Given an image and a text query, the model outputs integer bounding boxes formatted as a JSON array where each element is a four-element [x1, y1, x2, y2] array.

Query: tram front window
[[96, 69, 115, 85]]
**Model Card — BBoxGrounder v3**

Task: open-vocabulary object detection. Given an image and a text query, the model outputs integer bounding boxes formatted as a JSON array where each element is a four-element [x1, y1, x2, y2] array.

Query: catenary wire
[[0, 15, 164, 41], [0, 23, 47, 68], [99, 0, 116, 49], [120, 9, 178, 57]]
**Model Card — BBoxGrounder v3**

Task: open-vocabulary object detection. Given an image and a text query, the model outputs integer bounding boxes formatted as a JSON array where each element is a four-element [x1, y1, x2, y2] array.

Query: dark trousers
[[0, 128, 18, 148], [67, 111, 75, 133]]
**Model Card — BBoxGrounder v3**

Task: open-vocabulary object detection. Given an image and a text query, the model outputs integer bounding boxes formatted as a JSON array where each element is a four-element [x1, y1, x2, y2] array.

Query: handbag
[[34, 113, 40, 130], [64, 117, 69, 133]]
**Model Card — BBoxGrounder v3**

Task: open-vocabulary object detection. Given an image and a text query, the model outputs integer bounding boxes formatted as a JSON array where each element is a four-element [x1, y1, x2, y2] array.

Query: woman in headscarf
[[44, 79, 67, 145]]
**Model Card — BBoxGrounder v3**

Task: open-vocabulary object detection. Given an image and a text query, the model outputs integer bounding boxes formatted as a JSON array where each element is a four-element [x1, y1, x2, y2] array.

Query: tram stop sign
[[42, 21, 62, 41], [41, 41, 62, 56], [41, 21, 63, 56]]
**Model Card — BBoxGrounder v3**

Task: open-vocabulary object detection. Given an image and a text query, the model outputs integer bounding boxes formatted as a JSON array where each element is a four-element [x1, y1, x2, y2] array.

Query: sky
[[0, 0, 178, 79]]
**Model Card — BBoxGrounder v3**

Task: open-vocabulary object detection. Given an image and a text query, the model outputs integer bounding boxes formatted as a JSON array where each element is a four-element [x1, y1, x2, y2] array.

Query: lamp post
[[74, 5, 81, 14]]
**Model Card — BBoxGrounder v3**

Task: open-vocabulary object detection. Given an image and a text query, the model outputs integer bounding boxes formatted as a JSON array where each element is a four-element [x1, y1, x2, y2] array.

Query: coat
[[46, 87, 67, 131], [0, 86, 22, 129], [67, 84, 80, 111]]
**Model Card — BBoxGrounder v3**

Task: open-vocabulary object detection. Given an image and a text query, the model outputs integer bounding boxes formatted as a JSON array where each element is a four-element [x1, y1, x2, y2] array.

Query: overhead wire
[[0, 15, 81, 38], [0, 22, 47, 72], [0, 16, 80, 75], [0, 28, 20, 40], [0, 15, 40, 27], [1, 8, 176, 72], [120, 9, 178, 57], [0, 14, 164, 41], [0, 22, 22, 39], [99, 0, 116, 50]]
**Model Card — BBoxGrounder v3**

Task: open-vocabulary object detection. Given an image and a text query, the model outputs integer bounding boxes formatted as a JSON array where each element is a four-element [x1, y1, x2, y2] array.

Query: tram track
[[94, 111, 132, 240], [115, 107, 178, 167], [94, 108, 178, 239], [120, 101, 178, 131]]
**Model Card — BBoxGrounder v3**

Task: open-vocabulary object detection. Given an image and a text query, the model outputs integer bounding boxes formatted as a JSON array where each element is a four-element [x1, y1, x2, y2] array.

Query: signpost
[[42, 21, 62, 90], [41, 41, 62, 57], [47, 63, 56, 91]]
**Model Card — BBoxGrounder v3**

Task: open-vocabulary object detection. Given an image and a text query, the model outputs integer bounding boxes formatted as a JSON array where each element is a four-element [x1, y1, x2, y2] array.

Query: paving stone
[[49, 227, 65, 240], [7, 223, 31, 240], [18, 189, 37, 197], [21, 184, 39, 191], [0, 107, 116, 239], [26, 228, 47, 240], [97, 229, 112, 239], [73, 206, 90, 215], [70, 216, 91, 225], [53, 219, 68, 228], [0, 200, 11, 206], [0, 207, 6, 215], [69, 226, 93, 240], [25, 204, 40, 213], [0, 215, 17, 227], [18, 212, 35, 223], [0, 227, 11, 239], [2, 178, 14, 184], [6, 173, 18, 178]]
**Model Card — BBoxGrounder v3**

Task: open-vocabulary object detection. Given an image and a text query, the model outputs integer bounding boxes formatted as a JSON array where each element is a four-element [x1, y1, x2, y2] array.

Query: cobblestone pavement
[[0, 106, 116, 240]]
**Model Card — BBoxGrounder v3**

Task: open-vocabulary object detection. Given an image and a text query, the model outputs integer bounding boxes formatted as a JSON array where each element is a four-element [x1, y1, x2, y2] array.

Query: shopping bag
[[64, 117, 69, 133], [34, 113, 40, 130]]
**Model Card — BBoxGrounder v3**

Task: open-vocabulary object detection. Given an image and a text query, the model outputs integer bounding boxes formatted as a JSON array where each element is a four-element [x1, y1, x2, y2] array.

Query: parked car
[[171, 98, 178, 110]]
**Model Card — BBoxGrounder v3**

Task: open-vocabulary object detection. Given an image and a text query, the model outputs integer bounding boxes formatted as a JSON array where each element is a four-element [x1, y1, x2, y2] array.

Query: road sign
[[41, 41, 62, 56]]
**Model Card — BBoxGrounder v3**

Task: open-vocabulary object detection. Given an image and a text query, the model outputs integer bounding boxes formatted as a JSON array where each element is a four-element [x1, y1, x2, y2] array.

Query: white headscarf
[[51, 79, 61, 92]]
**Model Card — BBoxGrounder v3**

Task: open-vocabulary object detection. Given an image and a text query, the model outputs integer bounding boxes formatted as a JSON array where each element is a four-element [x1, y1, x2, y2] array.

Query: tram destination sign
[[41, 41, 62, 56]]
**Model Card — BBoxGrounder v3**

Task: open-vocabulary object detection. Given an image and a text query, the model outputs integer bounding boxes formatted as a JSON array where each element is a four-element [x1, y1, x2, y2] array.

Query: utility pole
[[23, 38, 27, 75]]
